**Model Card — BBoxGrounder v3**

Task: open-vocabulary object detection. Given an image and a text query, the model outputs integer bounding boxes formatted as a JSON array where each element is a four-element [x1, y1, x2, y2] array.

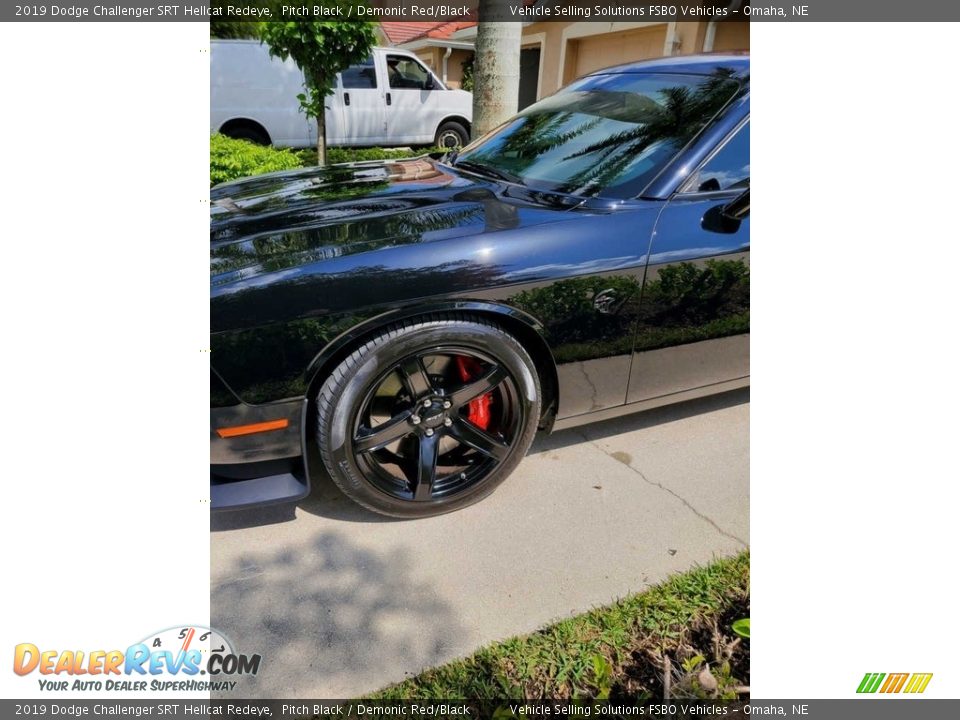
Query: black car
[[210, 53, 749, 518]]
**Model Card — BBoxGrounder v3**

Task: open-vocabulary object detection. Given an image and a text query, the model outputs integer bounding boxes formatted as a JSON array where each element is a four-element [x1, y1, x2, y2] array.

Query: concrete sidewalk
[[210, 389, 749, 698]]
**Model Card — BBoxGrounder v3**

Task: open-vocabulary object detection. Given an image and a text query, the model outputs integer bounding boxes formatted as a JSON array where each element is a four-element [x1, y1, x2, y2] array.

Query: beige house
[[382, 20, 749, 108], [378, 22, 477, 91], [521, 21, 749, 98]]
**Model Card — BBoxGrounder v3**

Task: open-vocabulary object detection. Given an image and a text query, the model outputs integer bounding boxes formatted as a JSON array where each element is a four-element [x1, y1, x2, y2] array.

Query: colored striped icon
[[857, 672, 932, 694], [903, 673, 934, 693]]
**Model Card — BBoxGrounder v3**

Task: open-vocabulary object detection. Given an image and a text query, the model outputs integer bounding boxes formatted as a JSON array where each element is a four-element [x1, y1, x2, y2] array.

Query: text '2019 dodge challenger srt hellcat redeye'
[[210, 54, 749, 518]]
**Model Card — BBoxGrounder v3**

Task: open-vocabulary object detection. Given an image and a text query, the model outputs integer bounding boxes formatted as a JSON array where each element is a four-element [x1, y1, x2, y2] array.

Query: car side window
[[341, 59, 377, 89], [685, 120, 750, 193], [387, 56, 431, 90]]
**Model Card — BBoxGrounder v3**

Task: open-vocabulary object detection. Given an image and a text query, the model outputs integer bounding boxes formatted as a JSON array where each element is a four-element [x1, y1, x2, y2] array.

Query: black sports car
[[210, 53, 749, 518]]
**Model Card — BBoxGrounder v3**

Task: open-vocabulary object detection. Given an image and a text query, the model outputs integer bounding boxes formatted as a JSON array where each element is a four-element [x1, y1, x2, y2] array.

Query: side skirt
[[551, 377, 749, 432]]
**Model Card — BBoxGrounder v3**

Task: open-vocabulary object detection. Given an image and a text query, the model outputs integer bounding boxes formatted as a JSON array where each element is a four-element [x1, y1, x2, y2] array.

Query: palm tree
[[558, 70, 747, 194], [471, 2, 522, 138]]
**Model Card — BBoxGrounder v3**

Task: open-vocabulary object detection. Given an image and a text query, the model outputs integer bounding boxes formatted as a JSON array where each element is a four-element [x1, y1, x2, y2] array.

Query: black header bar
[[6, 1, 960, 23]]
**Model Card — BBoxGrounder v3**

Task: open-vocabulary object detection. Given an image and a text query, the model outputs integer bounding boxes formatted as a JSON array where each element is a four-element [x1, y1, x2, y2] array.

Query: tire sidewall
[[435, 122, 468, 149], [318, 320, 540, 518]]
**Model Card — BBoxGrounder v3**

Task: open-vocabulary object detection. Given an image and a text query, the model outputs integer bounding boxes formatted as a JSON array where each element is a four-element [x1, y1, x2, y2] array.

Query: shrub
[[210, 133, 304, 186], [460, 54, 475, 92], [299, 146, 445, 165], [211, 134, 450, 186]]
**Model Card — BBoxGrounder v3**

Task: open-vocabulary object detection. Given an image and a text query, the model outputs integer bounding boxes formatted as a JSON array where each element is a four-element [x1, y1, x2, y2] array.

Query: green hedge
[[211, 134, 449, 186], [300, 146, 445, 165], [210, 133, 303, 186]]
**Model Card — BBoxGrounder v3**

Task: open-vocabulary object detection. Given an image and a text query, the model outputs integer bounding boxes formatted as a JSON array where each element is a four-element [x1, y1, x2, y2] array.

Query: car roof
[[586, 53, 749, 79]]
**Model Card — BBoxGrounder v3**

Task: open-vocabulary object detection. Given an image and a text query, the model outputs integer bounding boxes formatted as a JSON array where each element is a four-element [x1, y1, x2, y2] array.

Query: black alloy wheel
[[315, 315, 541, 518]]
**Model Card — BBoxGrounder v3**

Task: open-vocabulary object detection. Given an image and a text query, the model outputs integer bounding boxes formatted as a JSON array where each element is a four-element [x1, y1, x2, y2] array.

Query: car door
[[338, 58, 387, 145], [627, 119, 750, 402], [384, 54, 441, 145]]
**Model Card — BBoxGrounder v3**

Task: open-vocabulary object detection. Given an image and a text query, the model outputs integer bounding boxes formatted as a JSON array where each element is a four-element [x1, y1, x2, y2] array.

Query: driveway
[[210, 389, 749, 698]]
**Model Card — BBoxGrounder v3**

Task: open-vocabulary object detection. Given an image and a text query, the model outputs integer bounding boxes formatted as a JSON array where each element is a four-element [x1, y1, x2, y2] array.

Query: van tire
[[435, 121, 469, 149]]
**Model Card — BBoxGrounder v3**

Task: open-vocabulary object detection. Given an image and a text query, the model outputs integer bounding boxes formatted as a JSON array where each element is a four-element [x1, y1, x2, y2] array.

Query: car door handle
[[386, 92, 391, 106], [344, 92, 350, 107]]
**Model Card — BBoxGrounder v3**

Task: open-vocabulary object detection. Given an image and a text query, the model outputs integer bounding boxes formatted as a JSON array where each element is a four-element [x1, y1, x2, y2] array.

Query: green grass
[[371, 552, 749, 700]]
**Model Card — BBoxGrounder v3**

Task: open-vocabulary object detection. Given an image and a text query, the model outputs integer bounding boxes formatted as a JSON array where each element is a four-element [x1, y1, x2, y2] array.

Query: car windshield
[[454, 70, 743, 199]]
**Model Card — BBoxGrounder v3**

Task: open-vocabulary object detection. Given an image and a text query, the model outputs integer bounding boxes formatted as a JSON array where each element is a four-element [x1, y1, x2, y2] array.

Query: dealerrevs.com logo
[[13, 625, 261, 692]]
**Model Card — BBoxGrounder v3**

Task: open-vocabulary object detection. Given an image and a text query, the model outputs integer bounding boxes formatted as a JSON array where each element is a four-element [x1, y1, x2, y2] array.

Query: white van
[[211, 40, 473, 149]]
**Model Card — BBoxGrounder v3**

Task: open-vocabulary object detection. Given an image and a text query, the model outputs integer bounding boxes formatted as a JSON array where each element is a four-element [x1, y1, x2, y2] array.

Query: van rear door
[[211, 41, 313, 148]]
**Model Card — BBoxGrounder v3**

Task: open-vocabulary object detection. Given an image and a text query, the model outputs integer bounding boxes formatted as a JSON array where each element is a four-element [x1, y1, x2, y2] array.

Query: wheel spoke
[[449, 417, 510, 462], [448, 365, 507, 409], [354, 410, 413, 453], [413, 432, 441, 501], [398, 357, 433, 400]]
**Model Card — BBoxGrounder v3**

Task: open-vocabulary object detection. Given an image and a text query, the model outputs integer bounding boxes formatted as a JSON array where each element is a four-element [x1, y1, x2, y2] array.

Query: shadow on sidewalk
[[211, 530, 462, 698]]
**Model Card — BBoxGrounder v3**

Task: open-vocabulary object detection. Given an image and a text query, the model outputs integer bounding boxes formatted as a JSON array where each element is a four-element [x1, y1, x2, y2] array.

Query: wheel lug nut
[[411, 415, 421, 425], [443, 418, 452, 427], [443, 401, 451, 409], [460, 472, 467, 480], [425, 428, 434, 437], [423, 399, 433, 408]]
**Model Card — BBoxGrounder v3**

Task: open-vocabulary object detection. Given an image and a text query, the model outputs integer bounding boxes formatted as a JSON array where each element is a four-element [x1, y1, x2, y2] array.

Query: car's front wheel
[[315, 315, 541, 518]]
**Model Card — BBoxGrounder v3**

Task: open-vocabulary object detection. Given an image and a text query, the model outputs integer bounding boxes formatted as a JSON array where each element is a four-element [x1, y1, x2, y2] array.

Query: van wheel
[[435, 121, 469, 149]]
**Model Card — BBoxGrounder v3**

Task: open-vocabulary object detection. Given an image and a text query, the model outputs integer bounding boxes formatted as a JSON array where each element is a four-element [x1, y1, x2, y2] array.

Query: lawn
[[371, 552, 750, 701]]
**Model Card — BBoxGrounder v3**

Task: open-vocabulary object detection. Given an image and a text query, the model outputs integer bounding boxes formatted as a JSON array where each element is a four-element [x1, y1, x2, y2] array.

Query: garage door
[[567, 25, 668, 84]]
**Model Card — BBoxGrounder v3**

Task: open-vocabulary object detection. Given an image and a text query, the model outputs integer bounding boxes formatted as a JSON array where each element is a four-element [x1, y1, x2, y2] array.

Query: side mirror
[[722, 188, 749, 221], [424, 75, 435, 90], [701, 188, 749, 234]]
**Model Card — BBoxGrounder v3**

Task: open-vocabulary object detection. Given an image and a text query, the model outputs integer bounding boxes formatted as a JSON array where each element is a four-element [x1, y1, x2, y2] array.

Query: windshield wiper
[[453, 159, 524, 186]]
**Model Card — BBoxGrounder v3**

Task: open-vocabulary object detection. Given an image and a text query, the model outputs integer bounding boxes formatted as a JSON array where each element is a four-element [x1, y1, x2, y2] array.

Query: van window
[[341, 59, 377, 89], [387, 56, 431, 90]]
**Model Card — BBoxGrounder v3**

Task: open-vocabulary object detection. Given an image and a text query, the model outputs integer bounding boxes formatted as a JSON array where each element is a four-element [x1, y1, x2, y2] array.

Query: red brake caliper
[[454, 356, 493, 430]]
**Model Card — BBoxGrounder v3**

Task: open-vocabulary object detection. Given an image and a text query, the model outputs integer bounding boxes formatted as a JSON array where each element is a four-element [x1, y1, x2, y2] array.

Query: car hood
[[210, 157, 578, 282]]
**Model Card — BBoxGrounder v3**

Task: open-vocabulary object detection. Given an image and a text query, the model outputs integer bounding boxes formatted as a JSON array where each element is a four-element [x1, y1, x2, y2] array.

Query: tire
[[434, 121, 469, 149], [315, 314, 541, 518]]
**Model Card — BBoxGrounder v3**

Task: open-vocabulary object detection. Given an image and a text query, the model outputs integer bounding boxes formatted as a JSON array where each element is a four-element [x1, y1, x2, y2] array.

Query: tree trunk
[[316, 111, 327, 167], [471, 5, 522, 139]]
